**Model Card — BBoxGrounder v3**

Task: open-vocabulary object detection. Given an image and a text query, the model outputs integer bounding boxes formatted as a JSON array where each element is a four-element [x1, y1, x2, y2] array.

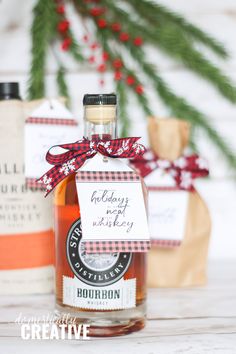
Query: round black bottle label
[[66, 219, 132, 287]]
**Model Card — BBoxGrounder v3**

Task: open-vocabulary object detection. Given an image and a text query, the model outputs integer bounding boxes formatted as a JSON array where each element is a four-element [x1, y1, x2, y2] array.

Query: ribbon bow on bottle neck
[[38, 137, 146, 196], [130, 149, 209, 191]]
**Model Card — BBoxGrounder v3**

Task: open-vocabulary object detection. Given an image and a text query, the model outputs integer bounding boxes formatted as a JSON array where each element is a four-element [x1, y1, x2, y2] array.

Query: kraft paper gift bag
[[146, 117, 211, 287]]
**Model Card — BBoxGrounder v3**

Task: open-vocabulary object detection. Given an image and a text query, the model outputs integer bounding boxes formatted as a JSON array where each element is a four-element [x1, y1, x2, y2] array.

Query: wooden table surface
[[0, 261, 236, 353]]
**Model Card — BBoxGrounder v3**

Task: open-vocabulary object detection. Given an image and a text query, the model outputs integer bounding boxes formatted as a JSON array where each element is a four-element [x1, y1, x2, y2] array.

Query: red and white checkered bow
[[130, 149, 209, 191], [38, 137, 145, 196]]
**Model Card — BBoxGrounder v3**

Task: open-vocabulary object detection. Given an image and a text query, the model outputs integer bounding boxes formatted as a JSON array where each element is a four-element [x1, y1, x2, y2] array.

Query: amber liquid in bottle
[[54, 95, 147, 336]]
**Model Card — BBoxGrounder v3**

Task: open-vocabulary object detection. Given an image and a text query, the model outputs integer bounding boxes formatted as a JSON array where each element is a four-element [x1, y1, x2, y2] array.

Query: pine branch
[[154, 74, 236, 169], [94, 24, 153, 122], [141, 56, 236, 167], [146, 23, 236, 102], [116, 80, 130, 137], [91, 3, 236, 169], [68, 30, 84, 63], [126, 0, 228, 58], [29, 0, 236, 170], [124, 42, 236, 167], [28, 0, 58, 99], [104, 1, 236, 103], [56, 66, 69, 99]]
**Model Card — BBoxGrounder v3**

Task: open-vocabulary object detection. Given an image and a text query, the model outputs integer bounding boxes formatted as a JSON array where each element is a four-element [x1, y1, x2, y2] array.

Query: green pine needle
[[68, 31, 84, 63], [95, 4, 236, 169], [28, 0, 58, 100], [116, 80, 130, 137], [155, 74, 236, 169], [56, 66, 69, 99], [127, 0, 228, 58], [104, 1, 236, 103], [95, 25, 153, 119]]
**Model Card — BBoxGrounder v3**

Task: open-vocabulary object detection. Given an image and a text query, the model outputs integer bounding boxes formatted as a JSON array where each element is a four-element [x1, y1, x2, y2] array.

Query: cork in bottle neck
[[84, 104, 116, 124]]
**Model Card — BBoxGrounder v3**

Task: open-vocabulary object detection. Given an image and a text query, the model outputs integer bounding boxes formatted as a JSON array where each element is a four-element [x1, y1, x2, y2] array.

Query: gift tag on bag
[[24, 99, 79, 187], [76, 153, 150, 253], [145, 169, 189, 247]]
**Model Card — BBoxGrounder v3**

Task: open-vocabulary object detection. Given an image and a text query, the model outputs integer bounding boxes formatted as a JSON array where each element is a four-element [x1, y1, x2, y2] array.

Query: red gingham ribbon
[[130, 149, 209, 191], [83, 240, 150, 253], [38, 137, 145, 195], [26, 117, 77, 125], [151, 239, 181, 248]]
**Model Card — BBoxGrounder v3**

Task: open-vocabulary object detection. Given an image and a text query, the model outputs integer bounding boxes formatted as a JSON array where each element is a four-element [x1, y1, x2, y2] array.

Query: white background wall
[[0, 0, 235, 259]]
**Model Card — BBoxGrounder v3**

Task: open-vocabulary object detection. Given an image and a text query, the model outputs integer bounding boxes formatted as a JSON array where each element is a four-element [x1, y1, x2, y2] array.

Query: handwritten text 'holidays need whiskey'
[[91, 190, 133, 233]]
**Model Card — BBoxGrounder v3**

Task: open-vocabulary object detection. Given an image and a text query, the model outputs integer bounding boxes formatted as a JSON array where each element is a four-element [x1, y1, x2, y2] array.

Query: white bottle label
[[64, 218, 136, 310], [63, 276, 136, 310]]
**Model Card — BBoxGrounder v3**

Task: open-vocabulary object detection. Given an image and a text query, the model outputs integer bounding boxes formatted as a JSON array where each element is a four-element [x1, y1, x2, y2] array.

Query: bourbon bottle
[[54, 94, 147, 336]]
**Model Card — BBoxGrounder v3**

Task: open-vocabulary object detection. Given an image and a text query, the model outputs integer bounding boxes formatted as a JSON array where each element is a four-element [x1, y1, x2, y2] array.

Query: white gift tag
[[24, 99, 79, 184], [148, 189, 189, 244], [145, 169, 189, 247], [76, 154, 150, 253]]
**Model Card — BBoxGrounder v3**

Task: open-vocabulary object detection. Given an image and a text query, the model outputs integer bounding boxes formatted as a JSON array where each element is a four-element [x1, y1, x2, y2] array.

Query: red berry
[[91, 42, 99, 50], [61, 37, 72, 51], [99, 79, 105, 86], [111, 22, 121, 32], [114, 71, 122, 81], [56, 5, 65, 14], [97, 63, 106, 72], [126, 76, 135, 85], [57, 20, 70, 33], [83, 34, 89, 42], [97, 18, 107, 28], [113, 58, 123, 69], [135, 85, 144, 95], [90, 7, 104, 16], [133, 37, 143, 46], [102, 51, 109, 61], [119, 32, 129, 42], [89, 55, 96, 63]]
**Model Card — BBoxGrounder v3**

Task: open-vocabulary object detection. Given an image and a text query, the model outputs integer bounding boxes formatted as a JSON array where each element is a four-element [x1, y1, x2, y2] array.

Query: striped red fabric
[[26, 117, 77, 125], [83, 240, 150, 253], [76, 170, 140, 182], [26, 178, 45, 189], [151, 239, 182, 248], [130, 149, 209, 191]]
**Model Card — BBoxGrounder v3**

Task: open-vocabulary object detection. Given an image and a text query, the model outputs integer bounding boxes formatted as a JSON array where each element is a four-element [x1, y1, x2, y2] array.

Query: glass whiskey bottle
[[54, 94, 147, 336]]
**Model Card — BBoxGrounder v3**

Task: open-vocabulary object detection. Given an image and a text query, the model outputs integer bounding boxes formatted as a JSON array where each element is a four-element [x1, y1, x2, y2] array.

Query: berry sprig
[[29, 0, 236, 167], [55, 1, 72, 51], [81, 31, 106, 85], [55, 0, 144, 93], [86, 4, 144, 94]]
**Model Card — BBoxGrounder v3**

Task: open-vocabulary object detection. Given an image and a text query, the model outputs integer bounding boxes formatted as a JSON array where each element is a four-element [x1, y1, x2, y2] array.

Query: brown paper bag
[[147, 117, 211, 287]]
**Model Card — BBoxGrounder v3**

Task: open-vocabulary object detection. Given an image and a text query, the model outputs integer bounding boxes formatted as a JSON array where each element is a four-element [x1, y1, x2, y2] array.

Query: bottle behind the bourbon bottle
[[54, 94, 147, 336]]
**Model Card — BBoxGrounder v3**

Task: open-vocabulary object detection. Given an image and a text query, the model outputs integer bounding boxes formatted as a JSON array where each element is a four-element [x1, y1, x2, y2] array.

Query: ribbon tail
[[37, 166, 66, 197], [38, 152, 92, 196]]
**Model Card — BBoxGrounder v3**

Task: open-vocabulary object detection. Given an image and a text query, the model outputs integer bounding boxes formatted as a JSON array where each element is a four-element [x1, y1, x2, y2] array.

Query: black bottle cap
[[83, 93, 117, 106], [0, 82, 20, 100]]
